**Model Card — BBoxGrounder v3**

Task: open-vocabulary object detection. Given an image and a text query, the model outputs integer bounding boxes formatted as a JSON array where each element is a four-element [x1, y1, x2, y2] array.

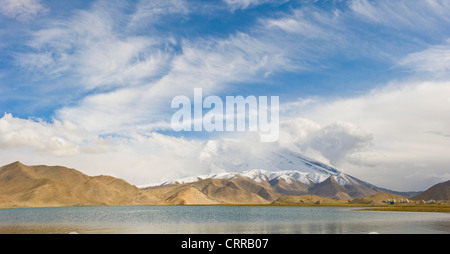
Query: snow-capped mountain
[[154, 140, 417, 199], [162, 145, 361, 188], [162, 168, 355, 187]]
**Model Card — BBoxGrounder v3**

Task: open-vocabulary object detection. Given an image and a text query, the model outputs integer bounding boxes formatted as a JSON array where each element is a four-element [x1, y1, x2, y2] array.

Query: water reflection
[[0, 206, 449, 234]]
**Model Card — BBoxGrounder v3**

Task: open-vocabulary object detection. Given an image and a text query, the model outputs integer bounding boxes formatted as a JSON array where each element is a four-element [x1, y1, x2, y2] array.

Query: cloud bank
[[290, 81, 450, 190]]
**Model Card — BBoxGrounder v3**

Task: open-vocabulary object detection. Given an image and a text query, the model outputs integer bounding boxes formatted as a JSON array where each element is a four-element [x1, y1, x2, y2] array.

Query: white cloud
[[76, 37, 173, 89], [55, 31, 292, 134], [128, 0, 189, 28], [223, 0, 266, 10], [348, 0, 380, 23], [308, 122, 372, 165], [16, 1, 175, 90], [174, 32, 291, 84], [260, 5, 367, 68], [21, 0, 449, 139], [398, 40, 450, 75], [278, 118, 372, 166], [0, 113, 112, 157], [0, 0, 47, 21], [260, 1, 450, 70], [16, 1, 295, 136], [0, 110, 372, 187], [223, 0, 289, 11], [0, 119, 207, 186], [265, 8, 340, 39], [2, 79, 448, 192], [349, 0, 450, 31], [287, 81, 450, 190]]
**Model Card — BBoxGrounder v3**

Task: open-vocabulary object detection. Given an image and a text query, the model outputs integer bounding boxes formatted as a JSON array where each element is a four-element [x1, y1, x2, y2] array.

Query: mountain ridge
[[154, 168, 419, 199], [0, 161, 441, 209]]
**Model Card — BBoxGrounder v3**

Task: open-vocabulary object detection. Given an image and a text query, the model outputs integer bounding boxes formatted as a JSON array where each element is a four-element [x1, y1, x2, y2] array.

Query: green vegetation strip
[[356, 205, 450, 213]]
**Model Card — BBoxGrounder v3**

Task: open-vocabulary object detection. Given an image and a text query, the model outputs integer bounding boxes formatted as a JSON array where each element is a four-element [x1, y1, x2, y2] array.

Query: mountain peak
[[309, 176, 353, 200], [7, 161, 25, 167], [0, 161, 28, 173], [322, 176, 339, 184]]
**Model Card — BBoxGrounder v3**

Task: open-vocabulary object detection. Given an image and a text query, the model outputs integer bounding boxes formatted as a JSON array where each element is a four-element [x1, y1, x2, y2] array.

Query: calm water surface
[[0, 206, 449, 234]]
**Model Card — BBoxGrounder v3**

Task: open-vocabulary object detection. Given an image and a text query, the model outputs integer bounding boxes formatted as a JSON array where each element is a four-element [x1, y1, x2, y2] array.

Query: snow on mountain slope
[[161, 168, 355, 187], [149, 139, 418, 199], [148, 138, 383, 200], [160, 142, 362, 188]]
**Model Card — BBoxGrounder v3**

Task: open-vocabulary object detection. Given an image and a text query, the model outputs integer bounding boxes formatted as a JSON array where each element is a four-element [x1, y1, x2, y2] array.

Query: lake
[[0, 206, 449, 234]]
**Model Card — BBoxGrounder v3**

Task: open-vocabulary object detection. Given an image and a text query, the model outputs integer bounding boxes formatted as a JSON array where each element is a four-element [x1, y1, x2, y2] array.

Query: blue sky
[[1, 0, 450, 191]]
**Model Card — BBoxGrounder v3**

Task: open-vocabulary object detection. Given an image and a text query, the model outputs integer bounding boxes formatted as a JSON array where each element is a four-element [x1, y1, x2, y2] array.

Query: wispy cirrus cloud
[[349, 0, 450, 32], [0, 0, 47, 21], [261, 6, 350, 69], [15, 0, 295, 136], [398, 40, 450, 76], [56, 30, 292, 134], [223, 0, 288, 11], [16, 1, 175, 90], [128, 0, 189, 28]]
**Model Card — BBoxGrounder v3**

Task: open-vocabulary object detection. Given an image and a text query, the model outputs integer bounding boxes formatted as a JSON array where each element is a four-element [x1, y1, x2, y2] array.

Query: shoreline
[[1, 203, 450, 213]]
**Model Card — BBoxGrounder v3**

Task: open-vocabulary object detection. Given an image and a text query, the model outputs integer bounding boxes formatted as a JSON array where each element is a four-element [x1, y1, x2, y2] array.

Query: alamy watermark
[[171, 88, 279, 142]]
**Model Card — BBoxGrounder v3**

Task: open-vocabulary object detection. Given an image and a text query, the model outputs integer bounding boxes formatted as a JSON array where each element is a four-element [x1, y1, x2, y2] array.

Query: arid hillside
[[411, 180, 450, 202], [0, 162, 158, 208]]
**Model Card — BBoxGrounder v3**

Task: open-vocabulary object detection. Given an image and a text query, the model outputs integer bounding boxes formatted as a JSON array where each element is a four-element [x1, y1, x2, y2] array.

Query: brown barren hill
[[164, 186, 218, 205], [0, 161, 158, 208], [268, 177, 310, 196], [191, 178, 271, 204], [144, 177, 274, 205], [411, 179, 450, 201], [309, 177, 352, 200]]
